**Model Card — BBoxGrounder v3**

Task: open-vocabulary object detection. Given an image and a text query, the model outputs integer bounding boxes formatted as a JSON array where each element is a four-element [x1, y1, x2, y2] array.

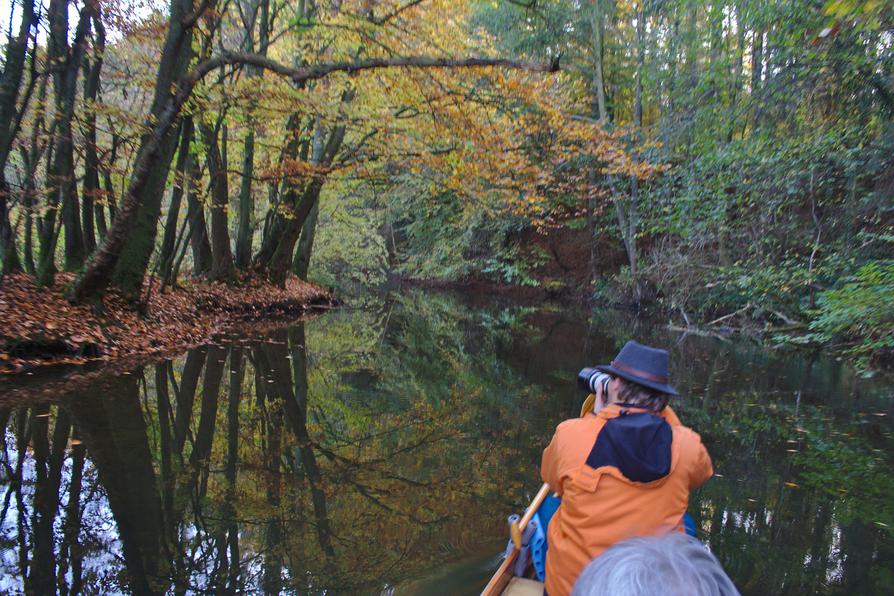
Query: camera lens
[[577, 367, 602, 392]]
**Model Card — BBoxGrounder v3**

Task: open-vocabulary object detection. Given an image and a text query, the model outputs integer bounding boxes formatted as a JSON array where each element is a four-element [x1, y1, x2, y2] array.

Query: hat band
[[611, 360, 668, 384]]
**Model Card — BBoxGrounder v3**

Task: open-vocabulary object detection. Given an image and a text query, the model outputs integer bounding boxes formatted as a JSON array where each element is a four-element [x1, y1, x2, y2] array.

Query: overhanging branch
[[185, 51, 561, 89]]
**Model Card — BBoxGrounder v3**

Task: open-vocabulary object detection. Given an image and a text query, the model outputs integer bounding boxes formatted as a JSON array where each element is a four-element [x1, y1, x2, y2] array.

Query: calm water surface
[[0, 289, 892, 595]]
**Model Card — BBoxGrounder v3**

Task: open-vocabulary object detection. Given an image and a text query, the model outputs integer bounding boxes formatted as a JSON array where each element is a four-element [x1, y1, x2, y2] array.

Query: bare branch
[[181, 0, 216, 28], [187, 51, 560, 88], [372, 0, 427, 25]]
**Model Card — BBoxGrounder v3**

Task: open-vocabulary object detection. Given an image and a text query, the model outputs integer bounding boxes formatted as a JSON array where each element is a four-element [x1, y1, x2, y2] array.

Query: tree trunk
[[186, 144, 213, 276], [586, 0, 609, 290], [0, 177, 22, 274], [291, 198, 319, 279], [728, 1, 746, 141], [236, 126, 256, 268], [634, 2, 644, 128], [49, 3, 91, 272], [20, 72, 50, 275], [100, 133, 119, 235], [666, 8, 680, 122], [23, 185, 35, 274], [201, 123, 235, 281], [80, 4, 106, 254], [752, 29, 763, 90], [751, 28, 763, 127], [625, 0, 645, 303], [256, 110, 347, 285], [0, 0, 37, 274], [235, 0, 271, 268], [708, 1, 722, 101], [159, 119, 193, 277], [590, 0, 608, 122]]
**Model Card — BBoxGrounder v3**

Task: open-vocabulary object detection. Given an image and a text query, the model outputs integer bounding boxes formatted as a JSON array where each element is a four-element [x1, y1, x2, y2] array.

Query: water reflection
[[0, 290, 892, 595]]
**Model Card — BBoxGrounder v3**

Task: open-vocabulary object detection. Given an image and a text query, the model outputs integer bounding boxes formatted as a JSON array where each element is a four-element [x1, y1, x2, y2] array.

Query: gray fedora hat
[[596, 340, 679, 396]]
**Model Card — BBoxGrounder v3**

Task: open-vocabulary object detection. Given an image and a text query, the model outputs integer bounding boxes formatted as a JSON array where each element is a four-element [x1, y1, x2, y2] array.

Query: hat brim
[[596, 364, 679, 396]]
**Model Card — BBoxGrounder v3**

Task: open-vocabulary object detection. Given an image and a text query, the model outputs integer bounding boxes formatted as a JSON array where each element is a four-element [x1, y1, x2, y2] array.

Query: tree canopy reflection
[[0, 291, 891, 594]]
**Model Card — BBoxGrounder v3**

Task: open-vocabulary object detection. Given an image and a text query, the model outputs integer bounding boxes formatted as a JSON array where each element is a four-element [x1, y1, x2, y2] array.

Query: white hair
[[571, 533, 740, 596]]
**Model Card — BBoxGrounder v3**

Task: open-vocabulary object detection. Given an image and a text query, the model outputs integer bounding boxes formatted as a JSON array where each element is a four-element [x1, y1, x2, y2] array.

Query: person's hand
[[595, 375, 605, 412]]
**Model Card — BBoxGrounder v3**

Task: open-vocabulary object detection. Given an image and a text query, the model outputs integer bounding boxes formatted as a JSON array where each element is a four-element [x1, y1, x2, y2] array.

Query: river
[[1, 288, 892, 595]]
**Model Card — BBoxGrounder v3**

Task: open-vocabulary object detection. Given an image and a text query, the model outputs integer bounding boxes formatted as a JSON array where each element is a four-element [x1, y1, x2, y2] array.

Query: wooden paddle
[[480, 482, 552, 596]]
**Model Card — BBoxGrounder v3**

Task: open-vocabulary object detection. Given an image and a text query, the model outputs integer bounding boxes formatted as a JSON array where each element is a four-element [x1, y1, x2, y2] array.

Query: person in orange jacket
[[541, 340, 714, 596]]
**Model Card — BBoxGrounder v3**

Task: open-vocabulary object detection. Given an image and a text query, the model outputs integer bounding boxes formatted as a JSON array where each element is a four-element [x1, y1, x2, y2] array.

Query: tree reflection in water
[[0, 290, 892, 595]]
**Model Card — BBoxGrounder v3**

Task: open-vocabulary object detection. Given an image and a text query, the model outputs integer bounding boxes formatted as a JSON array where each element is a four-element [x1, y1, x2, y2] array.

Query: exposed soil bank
[[0, 273, 335, 373]]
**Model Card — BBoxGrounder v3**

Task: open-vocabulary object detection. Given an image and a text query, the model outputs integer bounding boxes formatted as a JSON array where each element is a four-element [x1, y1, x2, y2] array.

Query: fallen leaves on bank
[[0, 272, 334, 374]]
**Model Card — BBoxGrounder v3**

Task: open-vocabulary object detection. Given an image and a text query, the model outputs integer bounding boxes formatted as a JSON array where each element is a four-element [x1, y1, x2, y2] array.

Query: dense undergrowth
[[308, 126, 893, 372]]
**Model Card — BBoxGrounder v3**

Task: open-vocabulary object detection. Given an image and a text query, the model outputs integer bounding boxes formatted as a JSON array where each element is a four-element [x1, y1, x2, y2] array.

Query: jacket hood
[[586, 409, 672, 483]]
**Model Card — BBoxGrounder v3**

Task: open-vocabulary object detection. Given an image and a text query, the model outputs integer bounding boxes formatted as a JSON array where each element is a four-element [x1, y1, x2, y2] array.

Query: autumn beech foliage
[[361, 66, 666, 228], [4, 0, 643, 308], [51, 0, 558, 303]]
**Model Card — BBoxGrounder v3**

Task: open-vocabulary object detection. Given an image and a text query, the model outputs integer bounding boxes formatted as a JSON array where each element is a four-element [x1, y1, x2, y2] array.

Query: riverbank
[[0, 273, 335, 373]]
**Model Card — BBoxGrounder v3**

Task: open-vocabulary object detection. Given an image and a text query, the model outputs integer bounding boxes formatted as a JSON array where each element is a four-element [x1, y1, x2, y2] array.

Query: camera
[[578, 367, 611, 394]]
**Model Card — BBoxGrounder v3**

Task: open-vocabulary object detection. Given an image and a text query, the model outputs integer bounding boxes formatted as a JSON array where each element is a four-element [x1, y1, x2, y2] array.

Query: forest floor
[[0, 272, 334, 374]]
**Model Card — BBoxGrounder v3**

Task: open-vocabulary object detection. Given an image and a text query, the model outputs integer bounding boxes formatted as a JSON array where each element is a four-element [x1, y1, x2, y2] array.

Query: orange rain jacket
[[540, 403, 713, 596]]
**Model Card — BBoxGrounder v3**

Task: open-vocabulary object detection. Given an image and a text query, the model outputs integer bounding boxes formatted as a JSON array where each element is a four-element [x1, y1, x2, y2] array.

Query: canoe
[[480, 482, 699, 596]]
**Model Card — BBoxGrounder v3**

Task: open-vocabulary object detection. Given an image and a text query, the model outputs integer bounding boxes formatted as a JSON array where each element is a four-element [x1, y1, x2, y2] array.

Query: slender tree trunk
[[235, 0, 271, 268], [80, 4, 106, 254], [186, 142, 213, 276], [0, 0, 37, 273], [236, 126, 256, 268], [751, 28, 763, 127], [708, 1, 722, 101], [634, 2, 644, 128], [159, 119, 193, 276], [100, 133, 119, 233], [19, 72, 49, 275], [291, 198, 319, 279], [200, 123, 235, 281], [0, 177, 22, 274], [586, 0, 609, 290], [23, 188, 35, 274], [624, 1, 645, 303], [590, 0, 607, 122], [50, 3, 91, 272], [664, 8, 680, 147], [728, 1, 745, 141]]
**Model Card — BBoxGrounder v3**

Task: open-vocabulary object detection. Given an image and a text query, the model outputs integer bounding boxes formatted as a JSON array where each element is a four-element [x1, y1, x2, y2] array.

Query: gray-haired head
[[571, 533, 740, 596]]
